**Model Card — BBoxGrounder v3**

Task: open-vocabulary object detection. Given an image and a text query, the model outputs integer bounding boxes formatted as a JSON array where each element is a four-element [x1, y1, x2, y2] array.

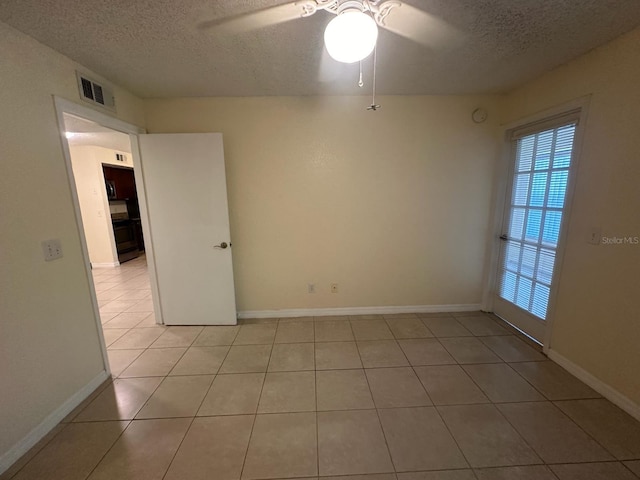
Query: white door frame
[[481, 95, 591, 353], [53, 96, 163, 374]]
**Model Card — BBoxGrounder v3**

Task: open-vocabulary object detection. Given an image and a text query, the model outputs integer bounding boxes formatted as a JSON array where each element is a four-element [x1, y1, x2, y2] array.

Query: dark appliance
[[111, 210, 139, 263]]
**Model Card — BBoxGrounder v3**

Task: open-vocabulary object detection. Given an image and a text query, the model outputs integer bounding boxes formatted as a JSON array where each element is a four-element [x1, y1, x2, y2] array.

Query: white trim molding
[[238, 303, 482, 319], [548, 349, 640, 422], [0, 370, 110, 475]]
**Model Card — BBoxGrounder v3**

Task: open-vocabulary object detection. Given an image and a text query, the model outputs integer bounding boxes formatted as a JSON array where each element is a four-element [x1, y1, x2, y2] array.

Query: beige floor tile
[[62, 379, 114, 423], [414, 365, 489, 405], [314, 320, 354, 342], [421, 317, 474, 337], [114, 289, 151, 301], [318, 409, 394, 476], [316, 369, 374, 411], [398, 339, 456, 366], [120, 348, 186, 377], [74, 377, 162, 421], [108, 327, 166, 349], [462, 364, 544, 403], [479, 336, 546, 362], [233, 324, 277, 345], [87, 418, 190, 480], [497, 402, 614, 463], [268, 343, 315, 371], [278, 316, 313, 323], [474, 465, 558, 480], [275, 322, 314, 343], [550, 462, 638, 480], [623, 460, 640, 476], [455, 315, 511, 336], [100, 311, 119, 323], [243, 412, 317, 479], [134, 313, 159, 327], [103, 312, 152, 329], [438, 404, 542, 468], [198, 373, 264, 416], [348, 314, 382, 320], [11, 422, 128, 480], [239, 317, 279, 325], [317, 315, 352, 321], [397, 472, 476, 480], [555, 399, 640, 460], [125, 298, 154, 312], [150, 326, 203, 348], [357, 340, 409, 368], [0, 424, 67, 480], [136, 375, 214, 418], [439, 337, 502, 364], [366, 367, 432, 408], [509, 361, 601, 400], [351, 319, 394, 341], [315, 342, 362, 370], [258, 371, 316, 413], [386, 318, 434, 339], [379, 407, 468, 472], [219, 344, 272, 373], [100, 299, 140, 313], [169, 345, 229, 375], [103, 328, 130, 347], [164, 415, 254, 480], [193, 325, 240, 346], [107, 349, 144, 377]]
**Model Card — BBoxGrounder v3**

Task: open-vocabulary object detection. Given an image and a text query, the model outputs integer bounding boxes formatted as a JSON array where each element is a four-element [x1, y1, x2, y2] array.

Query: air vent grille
[[76, 72, 116, 112]]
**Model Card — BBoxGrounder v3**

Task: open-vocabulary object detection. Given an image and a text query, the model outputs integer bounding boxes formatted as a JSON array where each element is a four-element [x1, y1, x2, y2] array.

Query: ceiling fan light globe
[[324, 10, 378, 64]]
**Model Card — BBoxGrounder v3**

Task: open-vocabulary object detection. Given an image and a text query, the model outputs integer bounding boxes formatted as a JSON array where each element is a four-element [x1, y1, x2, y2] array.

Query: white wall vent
[[76, 72, 116, 112], [115, 153, 126, 162]]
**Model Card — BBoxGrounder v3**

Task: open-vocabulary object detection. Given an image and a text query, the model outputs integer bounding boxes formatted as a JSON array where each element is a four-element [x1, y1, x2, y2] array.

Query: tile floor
[[3, 259, 640, 480]]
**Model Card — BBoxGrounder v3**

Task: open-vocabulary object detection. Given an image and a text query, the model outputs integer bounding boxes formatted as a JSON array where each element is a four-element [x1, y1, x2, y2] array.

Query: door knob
[[214, 242, 230, 249]]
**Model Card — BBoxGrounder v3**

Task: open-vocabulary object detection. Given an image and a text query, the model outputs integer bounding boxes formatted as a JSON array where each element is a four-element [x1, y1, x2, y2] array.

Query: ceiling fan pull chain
[[358, 60, 364, 87], [367, 43, 381, 111]]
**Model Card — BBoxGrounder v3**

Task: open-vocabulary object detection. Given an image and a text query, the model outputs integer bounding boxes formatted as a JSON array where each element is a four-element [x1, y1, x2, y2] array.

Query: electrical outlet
[[331, 283, 338, 293], [42, 239, 63, 261], [308, 283, 316, 294]]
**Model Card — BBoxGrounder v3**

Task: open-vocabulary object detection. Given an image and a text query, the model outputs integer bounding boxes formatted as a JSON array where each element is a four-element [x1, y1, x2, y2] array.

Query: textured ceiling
[[2, 0, 640, 97]]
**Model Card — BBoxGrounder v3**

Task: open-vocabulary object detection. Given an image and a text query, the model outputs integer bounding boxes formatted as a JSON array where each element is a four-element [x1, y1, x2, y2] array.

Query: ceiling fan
[[200, 0, 459, 109]]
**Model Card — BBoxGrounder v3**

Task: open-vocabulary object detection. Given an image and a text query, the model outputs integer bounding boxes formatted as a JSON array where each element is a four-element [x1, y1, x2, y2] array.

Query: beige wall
[[501, 27, 640, 405], [69, 146, 117, 266], [144, 95, 500, 312], [0, 21, 145, 465]]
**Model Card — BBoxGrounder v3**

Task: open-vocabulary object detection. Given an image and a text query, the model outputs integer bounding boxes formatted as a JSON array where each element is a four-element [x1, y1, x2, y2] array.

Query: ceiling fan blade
[[379, 3, 463, 50], [198, 2, 304, 35]]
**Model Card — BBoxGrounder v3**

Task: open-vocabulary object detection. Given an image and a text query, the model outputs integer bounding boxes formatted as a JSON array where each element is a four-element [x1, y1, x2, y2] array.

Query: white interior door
[[493, 117, 579, 342], [138, 133, 237, 325]]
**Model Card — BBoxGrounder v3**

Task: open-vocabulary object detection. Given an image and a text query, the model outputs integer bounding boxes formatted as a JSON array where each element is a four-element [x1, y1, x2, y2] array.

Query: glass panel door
[[494, 123, 577, 342]]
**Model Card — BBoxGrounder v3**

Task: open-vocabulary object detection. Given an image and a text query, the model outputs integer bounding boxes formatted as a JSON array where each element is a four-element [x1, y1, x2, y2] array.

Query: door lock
[[214, 242, 230, 249]]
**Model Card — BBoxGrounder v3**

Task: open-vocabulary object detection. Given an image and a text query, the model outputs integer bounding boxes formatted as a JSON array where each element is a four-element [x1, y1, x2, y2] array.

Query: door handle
[[214, 242, 230, 249], [499, 234, 509, 241]]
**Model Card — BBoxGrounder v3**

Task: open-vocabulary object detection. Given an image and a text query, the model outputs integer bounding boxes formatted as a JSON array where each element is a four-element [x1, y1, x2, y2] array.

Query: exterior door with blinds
[[493, 115, 579, 343]]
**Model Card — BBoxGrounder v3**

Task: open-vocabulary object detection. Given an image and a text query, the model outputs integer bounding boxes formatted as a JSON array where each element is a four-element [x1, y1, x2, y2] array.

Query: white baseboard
[[0, 370, 110, 475], [548, 349, 640, 422], [91, 262, 120, 268], [238, 303, 482, 319]]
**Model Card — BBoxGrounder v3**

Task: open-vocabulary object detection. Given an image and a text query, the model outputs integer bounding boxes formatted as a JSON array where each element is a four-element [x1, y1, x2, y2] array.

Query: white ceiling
[[64, 114, 132, 152], [2, 0, 640, 97]]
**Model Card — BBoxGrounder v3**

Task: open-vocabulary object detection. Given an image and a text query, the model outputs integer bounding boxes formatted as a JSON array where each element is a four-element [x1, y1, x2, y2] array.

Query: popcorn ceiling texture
[[1, 0, 640, 97]]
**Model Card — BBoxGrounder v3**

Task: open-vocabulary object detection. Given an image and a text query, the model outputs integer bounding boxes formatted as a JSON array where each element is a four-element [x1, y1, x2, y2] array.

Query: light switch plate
[[587, 226, 602, 245], [42, 239, 63, 261]]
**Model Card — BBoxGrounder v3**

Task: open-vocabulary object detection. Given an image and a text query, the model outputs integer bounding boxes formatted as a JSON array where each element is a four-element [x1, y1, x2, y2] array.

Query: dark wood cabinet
[[103, 165, 136, 200]]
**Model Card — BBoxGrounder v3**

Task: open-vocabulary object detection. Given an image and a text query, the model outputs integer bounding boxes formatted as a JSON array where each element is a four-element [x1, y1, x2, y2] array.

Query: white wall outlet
[[42, 239, 63, 261], [331, 283, 338, 293], [308, 283, 316, 294], [587, 226, 602, 245]]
